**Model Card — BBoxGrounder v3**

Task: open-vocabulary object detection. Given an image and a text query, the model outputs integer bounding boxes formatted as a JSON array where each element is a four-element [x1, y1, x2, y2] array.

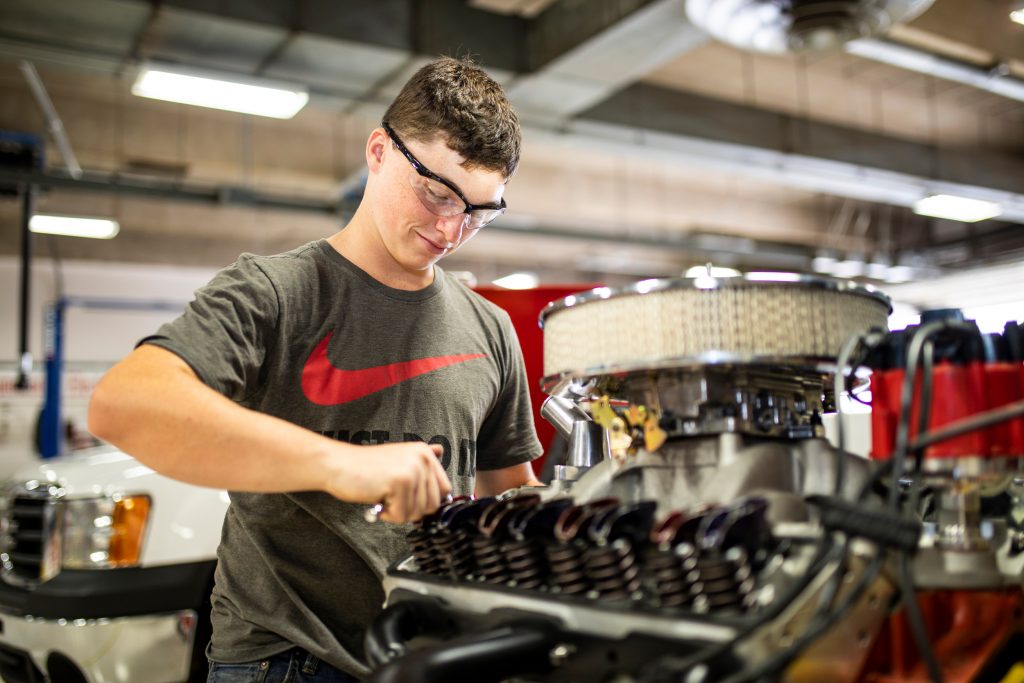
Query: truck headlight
[[62, 495, 150, 569]]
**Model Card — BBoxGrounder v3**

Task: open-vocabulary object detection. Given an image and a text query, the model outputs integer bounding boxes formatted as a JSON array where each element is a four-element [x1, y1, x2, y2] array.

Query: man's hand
[[325, 442, 452, 523]]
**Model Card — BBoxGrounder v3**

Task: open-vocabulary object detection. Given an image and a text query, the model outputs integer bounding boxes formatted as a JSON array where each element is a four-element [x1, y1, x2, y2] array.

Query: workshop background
[[0, 1, 1023, 682], [0, 0, 1021, 471], [2, 0, 1023, 473]]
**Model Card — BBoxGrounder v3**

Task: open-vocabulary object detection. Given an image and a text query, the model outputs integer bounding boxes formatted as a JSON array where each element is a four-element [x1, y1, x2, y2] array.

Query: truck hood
[[4, 445, 163, 499], [3, 445, 229, 566]]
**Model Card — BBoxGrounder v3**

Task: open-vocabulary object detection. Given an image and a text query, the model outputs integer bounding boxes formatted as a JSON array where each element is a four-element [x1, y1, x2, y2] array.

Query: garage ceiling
[[0, 0, 1022, 286]]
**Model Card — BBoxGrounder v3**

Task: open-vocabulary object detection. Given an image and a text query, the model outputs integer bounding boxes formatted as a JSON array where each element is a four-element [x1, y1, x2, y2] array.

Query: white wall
[[885, 260, 1024, 332], [1, 256, 217, 362], [0, 256, 218, 477]]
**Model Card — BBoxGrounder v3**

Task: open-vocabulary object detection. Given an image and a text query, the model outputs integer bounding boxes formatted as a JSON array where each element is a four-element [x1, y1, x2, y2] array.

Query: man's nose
[[435, 213, 468, 246]]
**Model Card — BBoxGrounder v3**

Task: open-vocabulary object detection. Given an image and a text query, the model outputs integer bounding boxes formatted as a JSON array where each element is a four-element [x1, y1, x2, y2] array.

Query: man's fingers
[[414, 466, 431, 520], [426, 445, 453, 498], [424, 470, 441, 516], [370, 442, 452, 523]]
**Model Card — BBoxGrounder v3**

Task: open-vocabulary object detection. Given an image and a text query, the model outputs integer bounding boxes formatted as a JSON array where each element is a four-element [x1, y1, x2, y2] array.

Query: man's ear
[[366, 128, 387, 173]]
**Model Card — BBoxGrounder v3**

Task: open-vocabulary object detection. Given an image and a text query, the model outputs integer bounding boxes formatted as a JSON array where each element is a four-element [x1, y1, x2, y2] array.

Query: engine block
[[366, 275, 1024, 683]]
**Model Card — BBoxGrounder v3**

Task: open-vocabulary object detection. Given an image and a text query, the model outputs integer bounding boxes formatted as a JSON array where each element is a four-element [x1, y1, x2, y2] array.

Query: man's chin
[[398, 254, 441, 276]]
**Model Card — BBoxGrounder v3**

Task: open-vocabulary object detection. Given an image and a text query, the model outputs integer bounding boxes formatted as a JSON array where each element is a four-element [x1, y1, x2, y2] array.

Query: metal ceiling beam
[[0, 167, 351, 215], [155, 0, 414, 52], [0, 33, 126, 74], [526, 0, 660, 71], [122, 0, 163, 73], [144, 0, 529, 72], [121, 0, 667, 75]]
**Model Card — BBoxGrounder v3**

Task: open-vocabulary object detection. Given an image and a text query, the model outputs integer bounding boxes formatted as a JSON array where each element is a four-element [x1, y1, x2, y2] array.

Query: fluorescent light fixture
[[684, 265, 740, 278], [913, 194, 1002, 222], [29, 214, 119, 239], [492, 272, 539, 289], [132, 63, 309, 119], [1012, 8, 1024, 25]]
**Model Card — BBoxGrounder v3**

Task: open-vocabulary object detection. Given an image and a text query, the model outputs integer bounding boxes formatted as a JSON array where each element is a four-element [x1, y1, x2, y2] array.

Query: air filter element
[[540, 275, 890, 381]]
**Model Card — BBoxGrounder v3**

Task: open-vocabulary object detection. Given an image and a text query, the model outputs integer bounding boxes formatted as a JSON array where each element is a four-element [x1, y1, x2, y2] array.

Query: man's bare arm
[[88, 344, 450, 522], [475, 461, 543, 497]]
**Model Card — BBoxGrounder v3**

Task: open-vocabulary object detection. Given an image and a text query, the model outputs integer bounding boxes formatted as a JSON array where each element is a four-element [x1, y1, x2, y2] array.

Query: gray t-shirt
[[142, 239, 541, 677]]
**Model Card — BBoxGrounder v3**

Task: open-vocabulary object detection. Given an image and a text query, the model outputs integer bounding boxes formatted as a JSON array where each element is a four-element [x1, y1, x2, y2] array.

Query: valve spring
[[583, 538, 642, 600], [433, 527, 476, 579], [688, 548, 756, 614], [545, 541, 590, 595], [645, 543, 698, 608], [501, 538, 546, 589], [407, 527, 444, 575], [471, 534, 510, 584]]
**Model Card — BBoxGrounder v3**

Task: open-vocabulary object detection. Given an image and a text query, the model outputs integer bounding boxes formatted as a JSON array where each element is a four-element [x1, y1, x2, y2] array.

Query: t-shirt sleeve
[[476, 310, 543, 472], [140, 254, 280, 402]]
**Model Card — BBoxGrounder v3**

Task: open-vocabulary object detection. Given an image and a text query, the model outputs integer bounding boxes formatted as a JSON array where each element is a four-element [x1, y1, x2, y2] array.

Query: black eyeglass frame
[[381, 121, 507, 226]]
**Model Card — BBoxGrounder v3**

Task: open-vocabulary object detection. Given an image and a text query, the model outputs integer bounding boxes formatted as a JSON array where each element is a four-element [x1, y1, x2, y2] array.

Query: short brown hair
[[382, 57, 521, 180]]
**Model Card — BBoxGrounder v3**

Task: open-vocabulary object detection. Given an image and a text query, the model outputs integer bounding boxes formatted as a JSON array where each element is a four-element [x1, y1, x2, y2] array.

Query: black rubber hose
[[364, 600, 457, 669], [366, 621, 558, 683]]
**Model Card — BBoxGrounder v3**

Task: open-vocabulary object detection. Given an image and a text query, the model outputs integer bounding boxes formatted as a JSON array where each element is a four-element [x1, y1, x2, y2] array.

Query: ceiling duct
[[684, 0, 934, 53]]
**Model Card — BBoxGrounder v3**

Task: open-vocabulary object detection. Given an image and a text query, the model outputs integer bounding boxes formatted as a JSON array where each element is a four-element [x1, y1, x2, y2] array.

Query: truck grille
[[1, 492, 60, 586]]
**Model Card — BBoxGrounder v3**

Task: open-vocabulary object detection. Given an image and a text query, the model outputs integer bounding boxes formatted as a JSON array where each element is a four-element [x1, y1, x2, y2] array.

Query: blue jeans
[[207, 648, 359, 682]]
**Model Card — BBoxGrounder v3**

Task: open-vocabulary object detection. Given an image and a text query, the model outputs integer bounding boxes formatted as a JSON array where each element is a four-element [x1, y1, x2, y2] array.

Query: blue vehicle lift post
[[38, 297, 184, 458]]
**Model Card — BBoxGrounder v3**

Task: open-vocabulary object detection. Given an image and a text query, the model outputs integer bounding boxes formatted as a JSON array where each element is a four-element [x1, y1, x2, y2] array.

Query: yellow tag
[[590, 395, 618, 429], [626, 405, 648, 427], [644, 415, 667, 452], [626, 405, 642, 427], [608, 416, 634, 461], [610, 416, 627, 435], [1000, 663, 1024, 683]]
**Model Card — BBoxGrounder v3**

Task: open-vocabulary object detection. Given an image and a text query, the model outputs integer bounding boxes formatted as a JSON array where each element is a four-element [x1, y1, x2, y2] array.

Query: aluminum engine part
[[371, 275, 901, 683], [564, 433, 872, 519], [587, 365, 832, 442]]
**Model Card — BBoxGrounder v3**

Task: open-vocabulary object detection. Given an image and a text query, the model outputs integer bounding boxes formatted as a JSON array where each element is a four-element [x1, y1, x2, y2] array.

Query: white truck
[[0, 446, 228, 683]]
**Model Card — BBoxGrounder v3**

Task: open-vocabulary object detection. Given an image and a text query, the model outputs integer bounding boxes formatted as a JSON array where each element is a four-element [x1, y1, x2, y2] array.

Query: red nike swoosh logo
[[301, 331, 486, 406]]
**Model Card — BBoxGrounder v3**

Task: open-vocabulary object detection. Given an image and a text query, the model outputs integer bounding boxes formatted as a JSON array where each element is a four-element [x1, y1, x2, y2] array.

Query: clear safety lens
[[407, 175, 504, 230], [409, 175, 463, 216]]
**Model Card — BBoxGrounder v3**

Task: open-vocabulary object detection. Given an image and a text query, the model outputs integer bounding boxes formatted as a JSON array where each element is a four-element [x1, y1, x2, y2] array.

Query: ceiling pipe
[[845, 37, 1024, 104], [19, 60, 82, 179], [506, 0, 709, 124]]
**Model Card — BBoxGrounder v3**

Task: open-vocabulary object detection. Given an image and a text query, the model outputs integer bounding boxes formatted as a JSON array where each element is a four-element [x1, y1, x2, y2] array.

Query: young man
[[88, 57, 543, 682]]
